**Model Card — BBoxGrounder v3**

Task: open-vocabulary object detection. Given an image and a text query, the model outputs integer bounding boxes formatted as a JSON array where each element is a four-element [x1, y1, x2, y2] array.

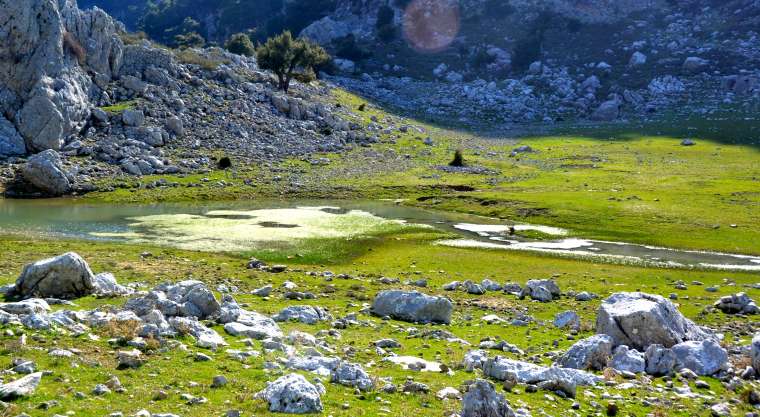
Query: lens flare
[[402, 0, 461, 53]]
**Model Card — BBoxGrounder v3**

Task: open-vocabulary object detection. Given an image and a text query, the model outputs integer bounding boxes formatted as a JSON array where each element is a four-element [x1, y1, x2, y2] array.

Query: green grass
[[101, 100, 138, 114]]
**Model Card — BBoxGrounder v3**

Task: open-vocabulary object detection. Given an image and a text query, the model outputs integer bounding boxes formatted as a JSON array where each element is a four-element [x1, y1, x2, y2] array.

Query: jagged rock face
[[0, 0, 123, 153]]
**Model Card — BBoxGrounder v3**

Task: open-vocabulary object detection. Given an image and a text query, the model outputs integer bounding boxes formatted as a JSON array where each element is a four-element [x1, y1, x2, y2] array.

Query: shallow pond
[[1, 198, 758, 271]]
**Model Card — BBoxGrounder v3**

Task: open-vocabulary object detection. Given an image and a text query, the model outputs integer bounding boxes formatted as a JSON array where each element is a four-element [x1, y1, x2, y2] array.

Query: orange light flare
[[402, 0, 461, 53]]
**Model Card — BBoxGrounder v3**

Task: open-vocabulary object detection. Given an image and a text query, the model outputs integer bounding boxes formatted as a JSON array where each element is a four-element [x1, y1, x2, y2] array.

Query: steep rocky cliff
[[0, 0, 123, 155]]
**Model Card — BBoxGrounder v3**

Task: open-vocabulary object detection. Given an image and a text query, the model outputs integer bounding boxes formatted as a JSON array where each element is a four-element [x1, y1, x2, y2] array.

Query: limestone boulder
[[20, 150, 73, 196], [596, 292, 711, 350], [255, 373, 324, 414], [371, 290, 453, 324], [15, 252, 95, 299]]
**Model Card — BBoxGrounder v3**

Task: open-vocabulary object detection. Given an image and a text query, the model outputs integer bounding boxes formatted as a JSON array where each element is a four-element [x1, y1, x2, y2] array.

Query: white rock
[[371, 290, 453, 324], [558, 334, 613, 371], [255, 373, 323, 414], [0, 372, 43, 399], [596, 292, 711, 350], [15, 252, 94, 298], [671, 339, 728, 376], [461, 379, 515, 417], [609, 345, 645, 373]]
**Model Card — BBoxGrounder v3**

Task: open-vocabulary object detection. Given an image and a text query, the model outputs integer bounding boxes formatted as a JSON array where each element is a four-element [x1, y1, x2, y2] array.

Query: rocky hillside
[[309, 0, 760, 126], [0, 0, 365, 197], [76, 0, 760, 128]]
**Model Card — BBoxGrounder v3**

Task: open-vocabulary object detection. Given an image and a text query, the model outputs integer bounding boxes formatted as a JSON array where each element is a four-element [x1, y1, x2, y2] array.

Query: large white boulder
[[596, 292, 711, 350], [20, 150, 73, 196], [15, 252, 94, 299], [752, 333, 760, 373], [371, 290, 453, 324]]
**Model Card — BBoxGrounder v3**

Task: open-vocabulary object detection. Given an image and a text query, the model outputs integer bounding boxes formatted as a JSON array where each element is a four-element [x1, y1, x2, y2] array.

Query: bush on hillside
[[226, 32, 256, 56]]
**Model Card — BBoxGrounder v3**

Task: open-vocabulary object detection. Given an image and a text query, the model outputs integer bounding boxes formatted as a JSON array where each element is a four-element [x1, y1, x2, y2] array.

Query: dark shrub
[[218, 156, 232, 169], [449, 149, 465, 167]]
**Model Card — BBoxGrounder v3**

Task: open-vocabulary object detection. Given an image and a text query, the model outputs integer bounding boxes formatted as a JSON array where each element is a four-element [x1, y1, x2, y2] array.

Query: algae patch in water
[[92, 206, 428, 252]]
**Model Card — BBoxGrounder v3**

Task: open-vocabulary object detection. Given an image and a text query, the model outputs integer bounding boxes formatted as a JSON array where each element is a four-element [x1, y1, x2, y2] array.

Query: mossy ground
[[1, 85, 758, 416]]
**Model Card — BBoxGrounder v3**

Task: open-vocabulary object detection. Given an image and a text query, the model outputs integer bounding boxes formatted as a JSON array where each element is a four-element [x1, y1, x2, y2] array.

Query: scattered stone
[[117, 350, 145, 369], [461, 379, 515, 417], [554, 311, 580, 330], [519, 279, 560, 302], [273, 305, 332, 324], [331, 362, 374, 391], [714, 293, 759, 315]]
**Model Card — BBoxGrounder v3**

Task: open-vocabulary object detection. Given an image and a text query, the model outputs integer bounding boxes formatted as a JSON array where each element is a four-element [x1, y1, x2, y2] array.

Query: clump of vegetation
[[102, 319, 141, 342], [449, 149, 465, 167], [256, 31, 330, 92], [226, 32, 256, 56], [164, 17, 206, 49], [173, 31, 205, 49], [101, 100, 137, 114], [218, 156, 232, 170], [176, 49, 225, 71], [119, 30, 149, 46]]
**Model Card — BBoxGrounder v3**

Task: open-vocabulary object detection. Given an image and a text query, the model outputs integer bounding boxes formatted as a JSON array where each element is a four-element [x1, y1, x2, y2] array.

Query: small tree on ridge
[[256, 31, 329, 92]]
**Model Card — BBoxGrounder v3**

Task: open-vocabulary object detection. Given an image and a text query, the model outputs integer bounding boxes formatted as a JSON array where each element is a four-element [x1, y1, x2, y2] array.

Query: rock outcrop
[[596, 292, 711, 350], [0, 0, 123, 153]]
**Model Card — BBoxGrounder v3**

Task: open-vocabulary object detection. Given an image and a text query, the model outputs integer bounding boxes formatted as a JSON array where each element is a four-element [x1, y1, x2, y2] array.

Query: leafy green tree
[[256, 31, 330, 92], [226, 32, 256, 56]]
